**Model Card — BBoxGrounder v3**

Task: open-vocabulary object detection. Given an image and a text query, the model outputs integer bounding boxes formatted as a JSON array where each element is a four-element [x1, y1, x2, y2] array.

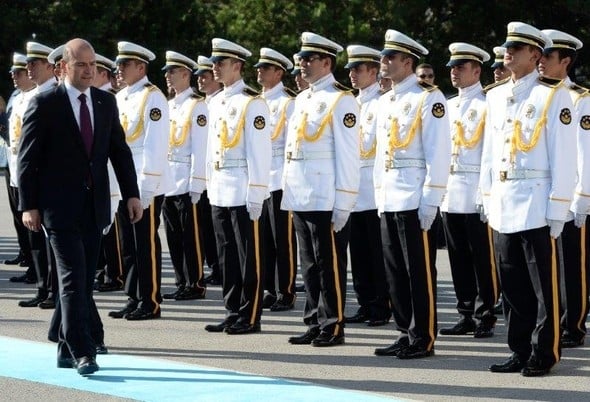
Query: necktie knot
[[78, 93, 87, 104]]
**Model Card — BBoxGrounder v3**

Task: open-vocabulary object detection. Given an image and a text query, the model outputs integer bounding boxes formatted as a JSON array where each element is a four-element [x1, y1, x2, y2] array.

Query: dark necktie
[[78, 93, 93, 155]]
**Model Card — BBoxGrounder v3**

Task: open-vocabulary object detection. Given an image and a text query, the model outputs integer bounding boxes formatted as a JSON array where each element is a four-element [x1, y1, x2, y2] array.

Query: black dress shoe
[[4, 254, 25, 265], [126, 307, 161, 320], [493, 298, 504, 315], [57, 357, 75, 368], [262, 293, 277, 309], [561, 334, 584, 348], [311, 331, 345, 347], [396, 344, 435, 359], [489, 354, 527, 373], [288, 327, 321, 345], [97, 281, 124, 292], [374, 338, 409, 356], [18, 294, 46, 307], [225, 321, 261, 335], [270, 297, 295, 312], [108, 304, 137, 319], [345, 312, 369, 324], [75, 356, 99, 375], [96, 343, 108, 355], [204, 274, 222, 286], [521, 358, 551, 377], [474, 322, 495, 338], [205, 316, 238, 333], [367, 317, 390, 327], [10, 273, 36, 284], [38, 298, 56, 309], [18, 259, 32, 267], [439, 317, 476, 335], [175, 287, 206, 300], [163, 287, 184, 299]]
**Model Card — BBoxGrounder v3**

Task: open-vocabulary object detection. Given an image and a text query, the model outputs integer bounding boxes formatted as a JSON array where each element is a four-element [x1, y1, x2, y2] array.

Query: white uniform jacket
[[205, 79, 271, 207], [116, 76, 172, 197], [374, 74, 451, 213], [480, 71, 576, 233], [441, 82, 486, 213], [262, 82, 295, 192], [281, 73, 360, 212], [567, 79, 590, 216], [166, 88, 208, 197], [353, 81, 380, 212]]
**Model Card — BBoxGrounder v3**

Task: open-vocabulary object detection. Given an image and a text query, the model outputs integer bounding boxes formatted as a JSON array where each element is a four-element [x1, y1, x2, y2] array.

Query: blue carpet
[[0, 336, 399, 401]]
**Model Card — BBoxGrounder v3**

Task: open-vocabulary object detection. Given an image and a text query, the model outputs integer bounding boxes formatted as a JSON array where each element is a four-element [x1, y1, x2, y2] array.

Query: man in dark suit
[[18, 38, 142, 376]]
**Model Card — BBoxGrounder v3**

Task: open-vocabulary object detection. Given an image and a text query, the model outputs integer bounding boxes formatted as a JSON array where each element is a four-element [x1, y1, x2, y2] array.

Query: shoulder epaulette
[[570, 83, 589, 96], [538, 76, 562, 87], [446, 94, 458, 101], [144, 83, 162, 93], [418, 81, 438, 92], [108, 88, 118, 95], [190, 92, 204, 100], [282, 87, 298, 98], [333, 82, 352, 92], [483, 77, 510, 94], [242, 86, 260, 97]]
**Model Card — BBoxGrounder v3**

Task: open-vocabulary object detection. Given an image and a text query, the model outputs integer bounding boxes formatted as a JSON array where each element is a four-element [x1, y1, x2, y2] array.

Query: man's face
[[64, 46, 96, 91], [378, 75, 392, 91], [493, 66, 510, 82], [300, 53, 327, 83], [450, 62, 479, 89], [26, 59, 52, 84], [117, 59, 144, 86], [349, 63, 376, 90], [539, 50, 567, 78], [380, 52, 408, 83], [504, 44, 538, 74], [257, 64, 282, 89], [11, 69, 32, 90], [164, 66, 187, 92], [294, 72, 308, 91], [197, 71, 216, 94], [416, 67, 435, 84]]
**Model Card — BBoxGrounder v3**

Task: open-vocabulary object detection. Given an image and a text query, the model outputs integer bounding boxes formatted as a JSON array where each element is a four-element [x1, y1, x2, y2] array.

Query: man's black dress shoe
[[493, 297, 504, 315], [163, 287, 184, 299], [75, 356, 99, 375], [560, 334, 584, 348], [474, 322, 495, 338], [396, 344, 434, 359], [126, 307, 161, 320], [489, 354, 527, 373], [288, 327, 320, 345], [521, 358, 551, 377], [108, 304, 137, 319], [18, 294, 46, 307], [270, 297, 295, 312], [439, 317, 476, 335], [311, 331, 344, 347], [367, 317, 390, 327], [96, 343, 108, 354], [262, 293, 277, 309], [97, 281, 124, 292], [38, 297, 56, 309], [374, 338, 409, 356], [4, 254, 25, 265], [225, 321, 261, 335], [175, 287, 206, 300], [10, 273, 36, 284], [57, 357, 75, 368], [204, 274, 222, 286], [205, 316, 238, 333], [345, 312, 369, 324]]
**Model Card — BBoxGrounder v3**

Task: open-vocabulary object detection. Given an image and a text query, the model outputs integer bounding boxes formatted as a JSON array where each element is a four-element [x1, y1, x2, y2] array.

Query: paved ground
[[0, 170, 589, 401]]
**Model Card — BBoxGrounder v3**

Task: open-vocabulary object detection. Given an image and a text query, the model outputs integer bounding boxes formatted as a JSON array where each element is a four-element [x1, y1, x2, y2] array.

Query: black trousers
[[558, 220, 589, 342], [381, 209, 437, 350], [292, 211, 348, 336], [96, 212, 126, 286], [48, 191, 102, 360], [349, 209, 390, 320], [261, 190, 297, 303], [493, 227, 561, 368], [442, 212, 499, 323], [198, 191, 220, 277], [212, 205, 263, 325], [5, 174, 32, 264], [29, 226, 53, 299], [48, 293, 104, 346], [119, 195, 164, 313], [162, 193, 206, 290]]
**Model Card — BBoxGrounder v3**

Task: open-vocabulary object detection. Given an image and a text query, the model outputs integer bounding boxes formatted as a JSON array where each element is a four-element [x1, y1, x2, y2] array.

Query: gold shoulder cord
[[124, 86, 160, 143], [296, 92, 346, 148], [452, 111, 486, 155], [220, 98, 255, 152], [271, 99, 292, 141], [13, 116, 22, 141], [169, 99, 201, 147], [388, 91, 428, 153], [510, 85, 559, 164]]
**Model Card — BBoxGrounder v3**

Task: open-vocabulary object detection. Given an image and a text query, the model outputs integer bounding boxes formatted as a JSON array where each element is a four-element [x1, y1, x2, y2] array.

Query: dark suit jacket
[[17, 84, 139, 230]]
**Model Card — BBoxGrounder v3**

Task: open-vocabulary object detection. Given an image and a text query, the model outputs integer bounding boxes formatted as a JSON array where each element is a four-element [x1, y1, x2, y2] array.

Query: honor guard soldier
[[481, 22, 576, 376], [439, 43, 499, 338], [282, 32, 360, 347], [254, 47, 298, 312], [194, 55, 222, 286], [5, 52, 35, 279], [291, 54, 309, 92], [539, 29, 589, 349], [161, 51, 208, 301], [343, 45, 390, 327], [17, 41, 58, 309], [204, 38, 271, 335], [373, 30, 451, 359], [491, 46, 510, 82], [109, 41, 171, 320]]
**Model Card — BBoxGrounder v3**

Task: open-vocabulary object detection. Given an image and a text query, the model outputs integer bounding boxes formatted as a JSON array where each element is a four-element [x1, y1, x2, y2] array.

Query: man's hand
[[22, 209, 41, 232], [574, 213, 587, 228], [547, 219, 565, 239], [418, 204, 437, 231], [190, 191, 201, 204], [140, 191, 154, 210], [332, 208, 350, 232], [475, 204, 488, 223], [127, 197, 143, 224], [247, 202, 263, 221]]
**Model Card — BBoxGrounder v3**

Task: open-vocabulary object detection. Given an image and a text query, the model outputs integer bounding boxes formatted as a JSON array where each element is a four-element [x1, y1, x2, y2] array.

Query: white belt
[[213, 159, 248, 170], [168, 154, 191, 163], [385, 158, 426, 170], [499, 169, 550, 181], [286, 150, 334, 161], [360, 159, 375, 168], [450, 163, 480, 174], [272, 148, 284, 157]]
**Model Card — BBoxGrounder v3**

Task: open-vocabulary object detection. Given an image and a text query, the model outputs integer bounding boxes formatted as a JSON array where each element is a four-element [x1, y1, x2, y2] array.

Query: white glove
[[575, 213, 587, 228], [140, 191, 154, 210], [247, 202, 262, 221], [190, 191, 201, 204], [418, 204, 437, 231], [547, 219, 565, 239], [332, 208, 350, 232], [475, 204, 487, 223]]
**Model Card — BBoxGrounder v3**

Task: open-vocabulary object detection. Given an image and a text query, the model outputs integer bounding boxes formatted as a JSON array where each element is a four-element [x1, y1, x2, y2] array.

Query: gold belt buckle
[[499, 171, 507, 182], [214, 161, 220, 170]]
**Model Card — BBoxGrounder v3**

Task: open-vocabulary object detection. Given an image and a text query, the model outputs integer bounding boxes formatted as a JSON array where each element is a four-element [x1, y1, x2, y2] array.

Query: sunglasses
[[418, 74, 434, 79], [300, 55, 322, 63]]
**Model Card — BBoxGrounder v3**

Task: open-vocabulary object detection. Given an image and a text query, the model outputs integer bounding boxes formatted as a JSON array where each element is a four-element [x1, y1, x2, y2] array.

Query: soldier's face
[[164, 66, 187, 91], [493, 66, 510, 82], [450, 62, 479, 89], [257, 65, 282, 88], [294, 72, 308, 91], [212, 58, 237, 84], [197, 71, 215, 93], [349, 63, 376, 90], [416, 67, 435, 84], [300, 54, 326, 83], [538, 50, 568, 78], [11, 69, 31, 89], [504, 44, 539, 73], [26, 59, 51, 83], [117, 60, 144, 86], [380, 53, 407, 83]]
